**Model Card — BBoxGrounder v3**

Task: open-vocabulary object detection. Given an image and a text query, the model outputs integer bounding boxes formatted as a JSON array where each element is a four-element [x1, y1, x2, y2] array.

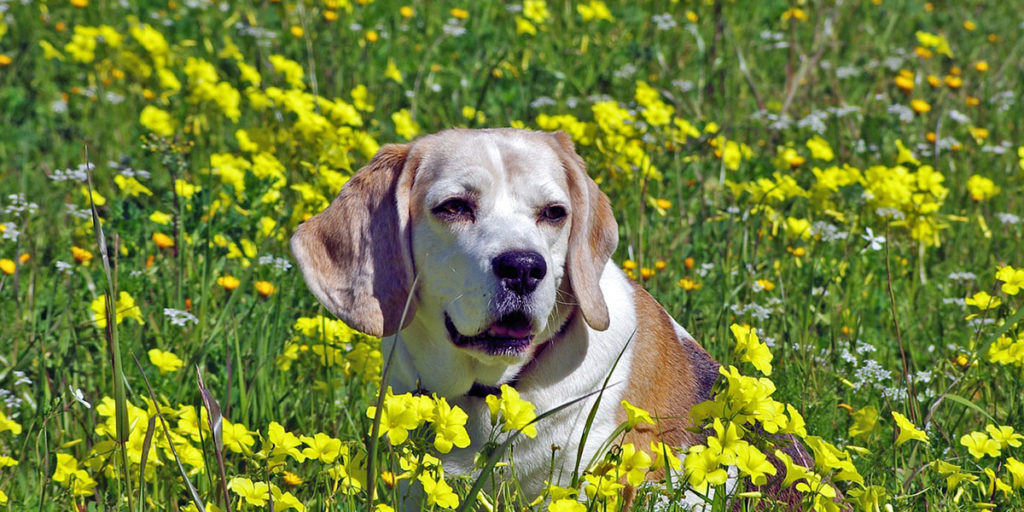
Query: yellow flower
[[70, 0, 89, 7], [683, 444, 728, 493], [731, 323, 773, 376], [485, 384, 538, 438], [734, 442, 777, 485], [754, 279, 775, 291], [255, 281, 276, 297], [617, 442, 652, 486], [399, 6, 414, 18], [523, 0, 550, 24], [785, 217, 812, 240], [149, 211, 173, 225], [0, 410, 22, 435], [621, 400, 655, 428], [283, 470, 303, 486], [80, 186, 106, 206], [985, 424, 1024, 449], [175, 179, 200, 199], [228, 477, 269, 506], [848, 405, 878, 438], [290, 25, 304, 38], [966, 175, 1000, 201], [893, 74, 914, 93], [974, 60, 989, 72], [0, 259, 14, 275], [299, 432, 343, 463], [915, 30, 953, 57], [781, 7, 807, 22], [576, 0, 613, 22], [111, 175, 153, 197], [996, 266, 1024, 295], [217, 275, 240, 291], [805, 135, 834, 161], [391, 109, 419, 140], [91, 291, 145, 328], [965, 291, 1001, 310], [418, 472, 459, 509], [148, 348, 184, 374], [152, 232, 174, 249], [139, 105, 175, 136], [910, 99, 931, 114], [450, 7, 469, 19], [678, 277, 702, 291], [963, 20, 976, 31], [549, 498, 586, 512], [431, 396, 471, 453], [383, 58, 403, 83], [364, 30, 379, 43], [515, 17, 537, 36], [960, 431, 1001, 459], [891, 411, 928, 446], [367, 390, 425, 445], [0, 54, 11, 66]]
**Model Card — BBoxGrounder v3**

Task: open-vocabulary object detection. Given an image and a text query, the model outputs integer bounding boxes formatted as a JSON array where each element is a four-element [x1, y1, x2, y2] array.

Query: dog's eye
[[540, 204, 568, 223], [432, 198, 475, 221]]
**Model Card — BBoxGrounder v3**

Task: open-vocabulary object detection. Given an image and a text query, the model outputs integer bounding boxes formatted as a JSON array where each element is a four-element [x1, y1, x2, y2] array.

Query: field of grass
[[1, 0, 1023, 510]]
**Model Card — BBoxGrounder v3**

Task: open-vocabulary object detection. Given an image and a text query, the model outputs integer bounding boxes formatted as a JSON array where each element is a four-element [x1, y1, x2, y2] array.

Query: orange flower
[[72, 246, 93, 264], [684, 257, 695, 270], [255, 281, 276, 297], [153, 233, 174, 249]]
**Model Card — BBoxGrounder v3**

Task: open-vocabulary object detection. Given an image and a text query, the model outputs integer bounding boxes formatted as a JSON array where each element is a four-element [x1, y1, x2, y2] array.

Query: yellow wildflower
[[91, 291, 145, 328], [148, 348, 184, 374], [892, 411, 928, 446]]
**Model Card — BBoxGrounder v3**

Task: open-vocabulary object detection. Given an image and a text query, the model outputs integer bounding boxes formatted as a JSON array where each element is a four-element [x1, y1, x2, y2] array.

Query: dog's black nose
[[493, 251, 547, 295]]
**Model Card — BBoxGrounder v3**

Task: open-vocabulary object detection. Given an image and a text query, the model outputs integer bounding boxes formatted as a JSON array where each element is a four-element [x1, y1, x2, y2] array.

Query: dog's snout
[[493, 251, 547, 295]]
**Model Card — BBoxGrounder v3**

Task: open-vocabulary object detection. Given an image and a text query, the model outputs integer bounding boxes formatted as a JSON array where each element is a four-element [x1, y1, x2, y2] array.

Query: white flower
[[861, 227, 885, 251], [69, 386, 92, 409], [163, 308, 199, 327]]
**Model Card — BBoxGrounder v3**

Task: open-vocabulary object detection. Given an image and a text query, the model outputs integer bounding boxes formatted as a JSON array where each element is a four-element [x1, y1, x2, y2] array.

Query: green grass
[[1, 0, 1023, 510]]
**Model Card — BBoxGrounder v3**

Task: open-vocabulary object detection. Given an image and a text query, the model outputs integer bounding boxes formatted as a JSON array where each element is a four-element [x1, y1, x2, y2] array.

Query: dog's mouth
[[445, 312, 534, 356]]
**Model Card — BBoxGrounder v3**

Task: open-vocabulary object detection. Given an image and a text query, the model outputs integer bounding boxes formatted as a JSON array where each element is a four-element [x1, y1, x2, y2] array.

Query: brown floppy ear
[[551, 131, 618, 331], [290, 144, 417, 337]]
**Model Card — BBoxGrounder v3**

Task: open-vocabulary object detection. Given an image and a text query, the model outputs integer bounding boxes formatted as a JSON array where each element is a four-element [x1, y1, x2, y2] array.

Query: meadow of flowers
[[1, 0, 1023, 510]]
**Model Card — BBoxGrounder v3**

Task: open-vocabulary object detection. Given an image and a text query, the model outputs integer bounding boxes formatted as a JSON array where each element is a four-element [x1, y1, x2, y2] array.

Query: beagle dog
[[291, 128, 722, 499]]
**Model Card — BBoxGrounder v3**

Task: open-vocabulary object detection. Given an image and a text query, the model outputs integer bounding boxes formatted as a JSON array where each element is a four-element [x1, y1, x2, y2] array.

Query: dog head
[[291, 129, 617, 384]]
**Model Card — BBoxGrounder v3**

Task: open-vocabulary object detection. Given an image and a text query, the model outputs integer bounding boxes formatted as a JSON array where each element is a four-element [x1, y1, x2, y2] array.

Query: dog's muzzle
[[445, 312, 534, 356]]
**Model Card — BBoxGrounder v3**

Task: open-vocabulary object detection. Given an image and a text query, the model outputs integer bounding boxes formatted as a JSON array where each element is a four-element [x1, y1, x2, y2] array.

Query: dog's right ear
[[291, 144, 417, 337]]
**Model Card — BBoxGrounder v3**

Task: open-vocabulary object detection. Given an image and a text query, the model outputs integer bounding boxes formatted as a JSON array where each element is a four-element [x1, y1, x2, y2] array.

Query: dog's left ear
[[290, 143, 418, 337], [550, 131, 618, 331]]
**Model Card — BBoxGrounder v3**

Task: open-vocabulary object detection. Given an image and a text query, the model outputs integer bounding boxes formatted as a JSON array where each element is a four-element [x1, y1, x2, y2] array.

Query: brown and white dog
[[291, 128, 726, 501]]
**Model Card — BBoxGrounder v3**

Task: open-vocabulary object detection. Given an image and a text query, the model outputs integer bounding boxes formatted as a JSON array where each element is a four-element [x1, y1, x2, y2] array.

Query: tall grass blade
[[132, 354, 206, 512], [198, 367, 232, 510], [86, 159, 134, 512]]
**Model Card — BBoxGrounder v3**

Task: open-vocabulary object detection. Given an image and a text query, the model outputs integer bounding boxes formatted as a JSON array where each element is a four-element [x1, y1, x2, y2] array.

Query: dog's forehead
[[414, 130, 566, 190]]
